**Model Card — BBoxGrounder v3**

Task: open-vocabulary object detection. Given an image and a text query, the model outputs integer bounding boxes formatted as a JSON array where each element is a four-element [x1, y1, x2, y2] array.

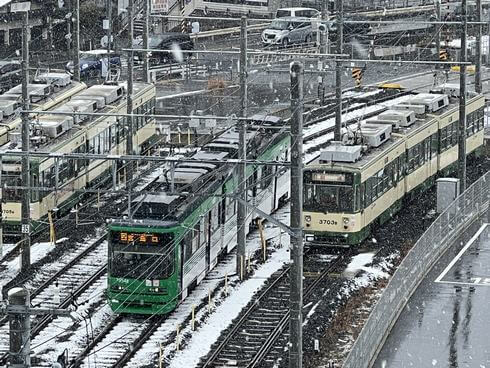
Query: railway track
[[197, 251, 351, 368], [0, 235, 108, 363]]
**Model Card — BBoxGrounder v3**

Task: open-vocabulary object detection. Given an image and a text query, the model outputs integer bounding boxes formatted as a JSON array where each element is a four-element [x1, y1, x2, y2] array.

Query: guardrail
[[344, 170, 490, 368], [190, 23, 268, 41]]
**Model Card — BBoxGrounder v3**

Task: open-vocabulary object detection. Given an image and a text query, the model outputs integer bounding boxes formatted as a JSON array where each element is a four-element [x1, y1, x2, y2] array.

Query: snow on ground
[[0, 241, 60, 300], [31, 275, 111, 361], [168, 244, 290, 368], [343, 252, 390, 288]]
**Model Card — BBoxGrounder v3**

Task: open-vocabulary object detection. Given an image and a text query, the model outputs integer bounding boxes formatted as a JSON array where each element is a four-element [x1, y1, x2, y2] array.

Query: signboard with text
[[151, 0, 169, 12]]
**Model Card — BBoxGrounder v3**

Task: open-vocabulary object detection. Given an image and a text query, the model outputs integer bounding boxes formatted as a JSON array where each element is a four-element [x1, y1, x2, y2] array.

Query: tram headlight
[[342, 217, 349, 229], [304, 215, 311, 223], [306, 235, 314, 242]]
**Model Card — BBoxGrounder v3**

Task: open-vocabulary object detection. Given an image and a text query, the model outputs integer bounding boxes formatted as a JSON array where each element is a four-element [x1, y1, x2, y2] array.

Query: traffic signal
[[352, 67, 363, 87], [439, 49, 448, 61]]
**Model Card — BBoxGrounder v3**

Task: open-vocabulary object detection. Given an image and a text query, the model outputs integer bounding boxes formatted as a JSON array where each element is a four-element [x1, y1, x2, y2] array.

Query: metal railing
[[344, 170, 490, 368]]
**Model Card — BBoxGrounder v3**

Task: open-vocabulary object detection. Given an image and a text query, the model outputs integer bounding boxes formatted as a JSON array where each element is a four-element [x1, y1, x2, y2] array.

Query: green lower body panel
[[108, 293, 178, 315]]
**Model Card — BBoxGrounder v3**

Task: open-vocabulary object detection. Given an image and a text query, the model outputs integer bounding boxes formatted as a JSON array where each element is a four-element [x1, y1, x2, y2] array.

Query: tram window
[[88, 137, 95, 154], [303, 183, 354, 213], [211, 205, 219, 231], [354, 185, 361, 212], [4, 175, 21, 200], [440, 128, 447, 151], [431, 133, 438, 156], [478, 108, 484, 130], [225, 197, 235, 219], [419, 142, 425, 165], [183, 232, 192, 261], [192, 224, 200, 253], [452, 121, 459, 146], [365, 180, 372, 204], [360, 183, 365, 209], [200, 220, 206, 246]]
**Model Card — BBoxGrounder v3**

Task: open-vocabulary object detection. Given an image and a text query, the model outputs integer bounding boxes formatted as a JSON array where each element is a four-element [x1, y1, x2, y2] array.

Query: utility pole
[[318, 3, 328, 104], [237, 16, 247, 280], [72, 0, 80, 82], [435, 0, 441, 64], [126, 0, 134, 191], [334, 0, 343, 142], [475, 0, 482, 93], [106, 0, 112, 79], [458, 0, 467, 194], [3, 288, 73, 367], [20, 6, 30, 272], [289, 61, 304, 368], [143, 0, 150, 83], [66, 0, 71, 52], [488, 3, 490, 67]]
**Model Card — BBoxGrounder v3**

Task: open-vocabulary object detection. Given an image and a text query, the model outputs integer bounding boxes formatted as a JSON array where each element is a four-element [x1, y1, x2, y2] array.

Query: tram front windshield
[[304, 183, 354, 213], [303, 171, 355, 213], [110, 232, 175, 280]]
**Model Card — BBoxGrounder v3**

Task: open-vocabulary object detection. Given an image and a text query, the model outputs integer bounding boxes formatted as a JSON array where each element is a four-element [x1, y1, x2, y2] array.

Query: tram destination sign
[[118, 232, 160, 244]]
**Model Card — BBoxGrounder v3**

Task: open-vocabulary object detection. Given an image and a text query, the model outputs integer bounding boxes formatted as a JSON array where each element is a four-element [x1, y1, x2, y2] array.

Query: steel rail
[[247, 252, 352, 367], [199, 266, 291, 368], [68, 315, 124, 368], [110, 315, 167, 368], [31, 264, 108, 337]]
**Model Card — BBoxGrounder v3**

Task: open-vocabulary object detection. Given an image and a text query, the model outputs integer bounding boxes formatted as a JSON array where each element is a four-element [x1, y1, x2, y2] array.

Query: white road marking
[[434, 223, 488, 284]]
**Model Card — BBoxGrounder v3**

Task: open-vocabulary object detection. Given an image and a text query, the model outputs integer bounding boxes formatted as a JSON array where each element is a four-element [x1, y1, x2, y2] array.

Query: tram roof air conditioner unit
[[366, 118, 400, 130], [361, 123, 392, 148], [7, 84, 53, 99], [377, 109, 415, 127], [0, 100, 20, 116], [64, 100, 98, 123], [38, 115, 74, 138], [320, 142, 362, 163], [392, 104, 426, 115], [71, 95, 106, 110], [84, 85, 123, 105], [407, 93, 449, 113], [36, 72, 72, 87]]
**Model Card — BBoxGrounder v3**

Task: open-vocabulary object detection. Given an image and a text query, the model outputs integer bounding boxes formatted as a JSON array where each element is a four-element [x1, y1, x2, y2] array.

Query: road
[[375, 220, 490, 367]]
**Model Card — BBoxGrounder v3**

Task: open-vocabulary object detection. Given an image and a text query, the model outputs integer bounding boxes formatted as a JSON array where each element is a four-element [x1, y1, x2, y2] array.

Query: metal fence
[[344, 171, 490, 368]]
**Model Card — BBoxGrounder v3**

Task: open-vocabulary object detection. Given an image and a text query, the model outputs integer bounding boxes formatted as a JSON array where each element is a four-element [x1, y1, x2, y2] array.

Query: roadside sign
[[11, 1, 30, 12]]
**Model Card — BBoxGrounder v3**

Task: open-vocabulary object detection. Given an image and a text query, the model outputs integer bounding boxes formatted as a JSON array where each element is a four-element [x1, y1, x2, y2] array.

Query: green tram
[[303, 92, 485, 246], [0, 82, 156, 233], [107, 116, 290, 314]]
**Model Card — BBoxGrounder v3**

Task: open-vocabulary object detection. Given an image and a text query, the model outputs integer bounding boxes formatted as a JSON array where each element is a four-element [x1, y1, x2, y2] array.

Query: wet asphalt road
[[375, 220, 490, 368]]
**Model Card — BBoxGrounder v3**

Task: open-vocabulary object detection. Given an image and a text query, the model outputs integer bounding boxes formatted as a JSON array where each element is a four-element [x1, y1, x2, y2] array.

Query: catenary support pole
[[106, 0, 112, 79], [237, 16, 248, 279], [334, 0, 343, 142], [488, 2, 490, 67], [318, 2, 327, 104], [127, 0, 134, 194], [21, 11, 30, 272], [143, 0, 150, 82], [475, 0, 482, 93], [436, 0, 441, 64], [289, 61, 304, 368], [459, 0, 467, 194], [8, 288, 30, 367], [73, 0, 80, 82]]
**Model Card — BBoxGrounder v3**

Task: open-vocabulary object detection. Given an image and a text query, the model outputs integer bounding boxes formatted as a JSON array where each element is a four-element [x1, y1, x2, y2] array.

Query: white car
[[261, 17, 314, 46]]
